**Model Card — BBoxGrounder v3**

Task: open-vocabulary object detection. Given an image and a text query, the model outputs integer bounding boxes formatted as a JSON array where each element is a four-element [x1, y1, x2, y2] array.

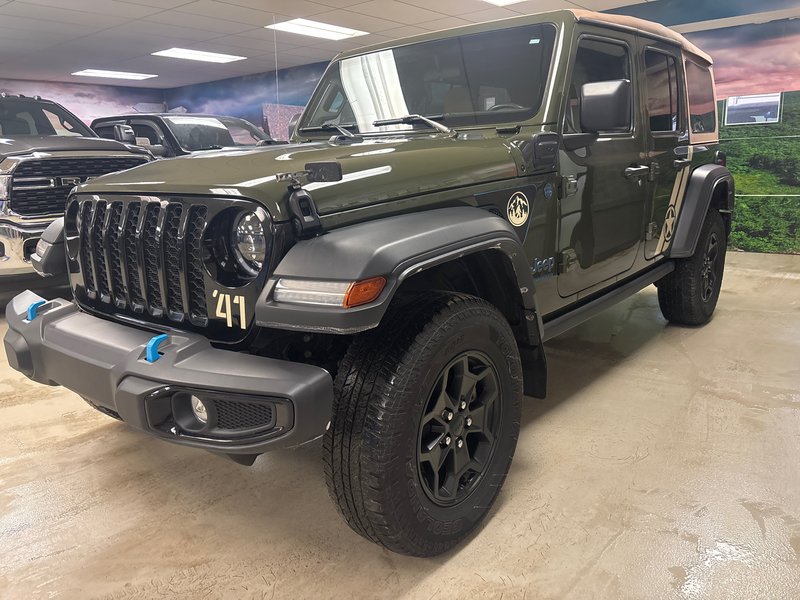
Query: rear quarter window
[[686, 60, 717, 139]]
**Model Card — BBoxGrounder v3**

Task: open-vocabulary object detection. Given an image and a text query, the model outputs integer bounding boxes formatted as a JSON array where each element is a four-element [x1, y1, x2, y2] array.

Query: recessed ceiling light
[[265, 18, 367, 41], [152, 48, 246, 63], [482, 0, 527, 5], [72, 69, 157, 80]]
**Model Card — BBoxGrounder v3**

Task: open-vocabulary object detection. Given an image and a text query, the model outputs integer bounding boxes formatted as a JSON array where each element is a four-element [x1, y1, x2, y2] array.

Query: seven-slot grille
[[71, 196, 209, 327], [10, 156, 147, 216]]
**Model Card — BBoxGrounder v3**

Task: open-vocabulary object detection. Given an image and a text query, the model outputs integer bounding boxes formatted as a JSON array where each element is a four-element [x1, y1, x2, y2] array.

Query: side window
[[565, 37, 631, 134], [686, 60, 716, 134], [94, 126, 115, 140], [644, 50, 680, 133]]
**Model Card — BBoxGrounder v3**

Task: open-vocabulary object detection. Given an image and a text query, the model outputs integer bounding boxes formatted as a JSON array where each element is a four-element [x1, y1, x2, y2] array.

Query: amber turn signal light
[[344, 276, 386, 308]]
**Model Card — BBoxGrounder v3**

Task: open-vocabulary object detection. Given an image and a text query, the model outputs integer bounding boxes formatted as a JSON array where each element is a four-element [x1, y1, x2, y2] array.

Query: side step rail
[[542, 261, 674, 342]]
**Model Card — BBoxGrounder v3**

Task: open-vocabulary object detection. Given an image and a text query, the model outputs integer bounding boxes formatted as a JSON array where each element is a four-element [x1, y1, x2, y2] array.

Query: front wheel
[[323, 293, 522, 556], [658, 209, 727, 325]]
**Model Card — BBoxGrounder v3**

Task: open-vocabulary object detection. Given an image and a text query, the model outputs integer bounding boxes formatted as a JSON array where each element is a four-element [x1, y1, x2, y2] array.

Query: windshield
[[0, 98, 93, 138], [301, 23, 557, 135], [163, 115, 269, 151]]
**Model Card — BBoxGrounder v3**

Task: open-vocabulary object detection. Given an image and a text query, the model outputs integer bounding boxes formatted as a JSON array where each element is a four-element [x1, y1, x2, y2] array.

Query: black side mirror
[[287, 113, 301, 139], [113, 124, 136, 145], [580, 79, 631, 133], [305, 161, 343, 183]]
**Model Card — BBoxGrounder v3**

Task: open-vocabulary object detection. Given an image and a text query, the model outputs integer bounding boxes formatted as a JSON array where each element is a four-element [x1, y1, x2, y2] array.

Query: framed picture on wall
[[725, 92, 782, 125]]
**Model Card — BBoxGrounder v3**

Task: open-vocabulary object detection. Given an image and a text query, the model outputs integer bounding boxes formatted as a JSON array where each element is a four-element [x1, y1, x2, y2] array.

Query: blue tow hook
[[26, 300, 46, 321], [145, 334, 169, 363]]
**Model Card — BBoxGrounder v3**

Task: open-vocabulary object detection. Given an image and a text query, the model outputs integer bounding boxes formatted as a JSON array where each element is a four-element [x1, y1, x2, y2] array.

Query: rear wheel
[[658, 209, 726, 325], [323, 293, 522, 556]]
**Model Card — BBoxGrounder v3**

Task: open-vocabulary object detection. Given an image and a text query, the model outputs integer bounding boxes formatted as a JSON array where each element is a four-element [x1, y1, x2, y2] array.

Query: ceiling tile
[[308, 0, 372, 7], [212, 0, 333, 18], [116, 0, 197, 8], [145, 10, 257, 34], [14, 0, 165, 18], [399, 0, 490, 13], [460, 7, 522, 23], [418, 16, 474, 32], [310, 9, 404, 32], [347, 1, 448, 25], [0, 1, 127, 27], [105, 20, 224, 41], [174, 0, 284, 25]]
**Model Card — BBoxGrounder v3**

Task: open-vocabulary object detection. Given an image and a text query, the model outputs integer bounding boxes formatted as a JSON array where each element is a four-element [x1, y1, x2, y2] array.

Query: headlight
[[232, 210, 266, 276]]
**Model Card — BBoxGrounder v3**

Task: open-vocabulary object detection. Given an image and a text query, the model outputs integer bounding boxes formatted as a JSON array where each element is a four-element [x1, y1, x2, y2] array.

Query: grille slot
[[141, 204, 163, 313], [9, 156, 147, 216], [214, 399, 274, 431], [69, 197, 211, 326]]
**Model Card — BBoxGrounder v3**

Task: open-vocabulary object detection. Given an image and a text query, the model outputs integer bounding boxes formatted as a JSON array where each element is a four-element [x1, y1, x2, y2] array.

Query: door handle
[[673, 158, 692, 169], [624, 165, 650, 178]]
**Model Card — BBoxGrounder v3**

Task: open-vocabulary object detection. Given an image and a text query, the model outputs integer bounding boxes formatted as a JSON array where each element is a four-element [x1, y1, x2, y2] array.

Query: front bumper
[[4, 290, 334, 457], [0, 219, 50, 276]]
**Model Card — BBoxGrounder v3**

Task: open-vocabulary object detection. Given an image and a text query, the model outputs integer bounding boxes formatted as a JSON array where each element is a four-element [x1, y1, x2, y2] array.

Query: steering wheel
[[488, 103, 526, 111]]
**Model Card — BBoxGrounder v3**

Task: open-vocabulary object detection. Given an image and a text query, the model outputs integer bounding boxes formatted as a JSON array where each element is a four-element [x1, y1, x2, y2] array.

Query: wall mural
[[0, 78, 164, 123], [163, 62, 326, 139], [685, 18, 800, 254]]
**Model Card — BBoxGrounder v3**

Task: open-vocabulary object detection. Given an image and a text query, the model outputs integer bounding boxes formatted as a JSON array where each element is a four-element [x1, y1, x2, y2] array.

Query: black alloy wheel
[[417, 352, 501, 507]]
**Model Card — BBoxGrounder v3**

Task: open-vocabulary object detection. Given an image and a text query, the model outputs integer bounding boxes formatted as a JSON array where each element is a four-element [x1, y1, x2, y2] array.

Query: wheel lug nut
[[466, 417, 472, 427], [443, 410, 453, 421], [459, 400, 467, 411], [443, 435, 452, 446], [456, 438, 464, 449]]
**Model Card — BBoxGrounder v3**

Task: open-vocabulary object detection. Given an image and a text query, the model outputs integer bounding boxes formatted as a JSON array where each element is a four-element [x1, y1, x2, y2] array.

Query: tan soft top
[[571, 9, 712, 64]]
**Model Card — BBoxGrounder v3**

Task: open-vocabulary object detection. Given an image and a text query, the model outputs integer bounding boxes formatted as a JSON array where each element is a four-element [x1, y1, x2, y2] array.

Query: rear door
[[558, 30, 648, 297], [641, 42, 688, 259]]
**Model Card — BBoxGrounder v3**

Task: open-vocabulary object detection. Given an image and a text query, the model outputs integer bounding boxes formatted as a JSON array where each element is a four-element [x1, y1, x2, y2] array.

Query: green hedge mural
[[720, 90, 800, 253]]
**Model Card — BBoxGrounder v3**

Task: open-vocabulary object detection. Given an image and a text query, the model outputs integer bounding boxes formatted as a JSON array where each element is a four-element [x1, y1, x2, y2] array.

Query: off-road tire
[[323, 293, 523, 556], [658, 209, 726, 325]]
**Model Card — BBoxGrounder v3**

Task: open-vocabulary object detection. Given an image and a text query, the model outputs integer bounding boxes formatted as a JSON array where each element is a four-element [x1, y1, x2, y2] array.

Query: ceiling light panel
[[481, 0, 527, 5], [265, 18, 368, 41], [152, 47, 247, 63], [72, 69, 157, 80]]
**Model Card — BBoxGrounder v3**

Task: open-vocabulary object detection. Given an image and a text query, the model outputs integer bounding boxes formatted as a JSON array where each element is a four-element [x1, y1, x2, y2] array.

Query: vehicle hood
[[79, 133, 519, 222], [0, 135, 149, 157]]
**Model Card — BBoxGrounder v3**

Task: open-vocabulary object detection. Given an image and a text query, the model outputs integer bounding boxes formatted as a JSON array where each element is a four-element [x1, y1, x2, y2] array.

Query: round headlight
[[232, 211, 266, 276]]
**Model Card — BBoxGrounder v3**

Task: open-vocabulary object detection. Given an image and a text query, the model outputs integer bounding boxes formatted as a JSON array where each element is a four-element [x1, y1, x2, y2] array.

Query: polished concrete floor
[[1, 252, 799, 599]]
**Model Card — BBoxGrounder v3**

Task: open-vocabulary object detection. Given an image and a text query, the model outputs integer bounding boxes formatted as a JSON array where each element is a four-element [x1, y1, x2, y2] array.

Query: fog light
[[190, 396, 208, 423]]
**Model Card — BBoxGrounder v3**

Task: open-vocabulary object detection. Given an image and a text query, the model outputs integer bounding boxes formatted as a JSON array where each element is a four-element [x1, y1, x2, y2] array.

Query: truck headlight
[[0, 175, 10, 200], [232, 210, 266, 277]]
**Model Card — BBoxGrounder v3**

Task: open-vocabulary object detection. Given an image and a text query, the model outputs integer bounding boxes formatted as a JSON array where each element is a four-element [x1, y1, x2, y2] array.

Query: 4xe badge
[[507, 191, 529, 226]]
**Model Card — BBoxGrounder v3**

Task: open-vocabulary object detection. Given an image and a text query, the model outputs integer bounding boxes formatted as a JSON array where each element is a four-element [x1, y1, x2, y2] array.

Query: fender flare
[[254, 206, 542, 341], [669, 164, 734, 259]]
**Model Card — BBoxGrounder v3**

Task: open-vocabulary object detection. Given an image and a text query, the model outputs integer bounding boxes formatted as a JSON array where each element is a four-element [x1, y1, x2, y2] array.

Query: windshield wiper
[[195, 144, 223, 151], [299, 121, 358, 138], [372, 114, 452, 135]]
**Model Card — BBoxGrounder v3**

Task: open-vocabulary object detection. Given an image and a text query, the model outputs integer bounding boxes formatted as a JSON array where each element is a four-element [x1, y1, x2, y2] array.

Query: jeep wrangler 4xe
[[4, 10, 733, 557], [0, 94, 151, 282]]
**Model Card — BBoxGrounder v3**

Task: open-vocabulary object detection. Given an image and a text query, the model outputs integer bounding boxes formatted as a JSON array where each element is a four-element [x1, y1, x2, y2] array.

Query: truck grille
[[10, 156, 147, 216], [70, 196, 208, 327]]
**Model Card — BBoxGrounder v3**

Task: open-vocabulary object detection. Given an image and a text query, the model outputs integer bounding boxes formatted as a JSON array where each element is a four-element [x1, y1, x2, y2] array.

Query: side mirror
[[113, 124, 136, 145], [287, 113, 301, 139], [305, 161, 342, 183], [580, 79, 631, 133]]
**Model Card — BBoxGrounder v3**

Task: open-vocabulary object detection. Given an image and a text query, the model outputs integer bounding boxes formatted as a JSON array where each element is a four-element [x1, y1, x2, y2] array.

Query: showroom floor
[[1, 251, 799, 599]]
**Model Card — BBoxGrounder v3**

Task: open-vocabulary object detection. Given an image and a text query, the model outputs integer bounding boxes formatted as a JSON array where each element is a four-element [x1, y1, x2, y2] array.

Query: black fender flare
[[254, 206, 542, 340], [669, 164, 734, 259]]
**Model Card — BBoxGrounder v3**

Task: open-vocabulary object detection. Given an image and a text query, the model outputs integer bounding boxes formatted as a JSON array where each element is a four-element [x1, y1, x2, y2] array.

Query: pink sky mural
[[686, 19, 800, 99]]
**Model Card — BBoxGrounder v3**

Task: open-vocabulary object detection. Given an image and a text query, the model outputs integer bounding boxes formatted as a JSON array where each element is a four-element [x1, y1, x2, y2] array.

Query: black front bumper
[[4, 290, 334, 458]]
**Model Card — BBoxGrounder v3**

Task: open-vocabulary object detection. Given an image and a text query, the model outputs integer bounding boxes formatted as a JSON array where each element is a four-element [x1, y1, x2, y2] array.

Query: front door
[[558, 32, 648, 298]]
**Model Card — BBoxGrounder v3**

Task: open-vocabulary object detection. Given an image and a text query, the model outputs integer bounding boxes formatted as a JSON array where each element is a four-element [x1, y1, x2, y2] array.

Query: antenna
[[273, 16, 280, 107]]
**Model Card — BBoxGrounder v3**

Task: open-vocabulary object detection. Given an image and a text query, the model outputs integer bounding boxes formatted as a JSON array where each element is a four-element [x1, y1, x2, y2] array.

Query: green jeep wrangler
[[4, 10, 733, 556]]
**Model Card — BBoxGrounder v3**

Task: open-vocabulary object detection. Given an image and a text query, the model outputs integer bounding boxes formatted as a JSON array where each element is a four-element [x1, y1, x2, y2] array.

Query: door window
[[565, 38, 631, 134], [644, 50, 680, 133], [686, 61, 716, 135]]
